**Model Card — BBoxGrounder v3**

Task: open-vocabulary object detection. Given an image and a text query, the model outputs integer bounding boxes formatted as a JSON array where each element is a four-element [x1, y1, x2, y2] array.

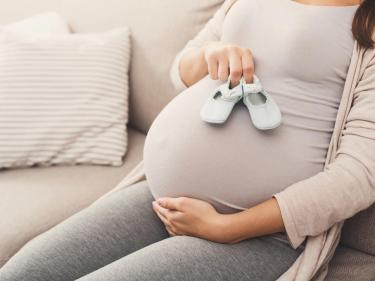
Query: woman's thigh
[[78, 235, 303, 281], [0, 181, 169, 281]]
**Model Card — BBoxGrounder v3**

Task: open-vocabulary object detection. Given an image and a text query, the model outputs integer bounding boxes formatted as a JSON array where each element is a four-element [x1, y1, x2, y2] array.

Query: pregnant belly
[[144, 77, 325, 213]]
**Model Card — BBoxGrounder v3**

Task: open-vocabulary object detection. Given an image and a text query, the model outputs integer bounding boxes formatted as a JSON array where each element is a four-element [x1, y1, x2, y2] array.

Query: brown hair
[[352, 0, 375, 49]]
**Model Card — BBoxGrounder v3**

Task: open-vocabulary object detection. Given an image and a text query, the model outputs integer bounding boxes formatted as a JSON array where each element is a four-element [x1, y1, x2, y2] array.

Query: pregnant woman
[[1, 0, 375, 280]]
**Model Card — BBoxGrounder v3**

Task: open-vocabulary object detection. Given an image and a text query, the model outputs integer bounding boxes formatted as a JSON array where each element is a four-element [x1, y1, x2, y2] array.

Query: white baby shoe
[[242, 75, 282, 130], [200, 77, 243, 124]]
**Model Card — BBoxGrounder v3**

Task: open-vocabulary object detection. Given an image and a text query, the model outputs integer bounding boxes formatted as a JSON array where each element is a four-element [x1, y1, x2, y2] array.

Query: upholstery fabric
[[3, 12, 69, 35], [325, 245, 375, 281], [0, 127, 145, 268], [340, 204, 375, 256]]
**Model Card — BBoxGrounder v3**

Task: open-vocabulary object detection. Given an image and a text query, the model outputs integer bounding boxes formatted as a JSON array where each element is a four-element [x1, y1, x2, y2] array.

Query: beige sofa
[[0, 1, 374, 280]]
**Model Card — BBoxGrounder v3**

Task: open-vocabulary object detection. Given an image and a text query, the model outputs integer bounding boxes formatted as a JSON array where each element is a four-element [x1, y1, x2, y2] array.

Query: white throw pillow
[[2, 12, 70, 35], [0, 27, 131, 168]]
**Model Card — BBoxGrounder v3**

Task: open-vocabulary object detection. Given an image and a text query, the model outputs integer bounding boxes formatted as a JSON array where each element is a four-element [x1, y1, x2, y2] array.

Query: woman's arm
[[221, 198, 285, 244], [152, 195, 285, 244], [169, 1, 226, 92], [271, 52, 375, 249], [170, 0, 254, 91], [178, 46, 208, 87]]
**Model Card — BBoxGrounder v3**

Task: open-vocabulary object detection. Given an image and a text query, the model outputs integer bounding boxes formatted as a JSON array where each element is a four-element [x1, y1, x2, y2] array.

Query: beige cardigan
[[95, 1, 375, 280]]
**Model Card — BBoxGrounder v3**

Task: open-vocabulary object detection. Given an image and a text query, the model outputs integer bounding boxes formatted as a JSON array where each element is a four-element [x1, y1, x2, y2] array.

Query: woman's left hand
[[152, 197, 232, 243]]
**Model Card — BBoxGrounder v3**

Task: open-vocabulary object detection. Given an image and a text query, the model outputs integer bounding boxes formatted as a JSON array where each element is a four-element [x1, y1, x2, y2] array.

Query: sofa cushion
[[0, 27, 131, 168], [340, 203, 375, 256], [325, 245, 375, 281], [0, 127, 145, 268]]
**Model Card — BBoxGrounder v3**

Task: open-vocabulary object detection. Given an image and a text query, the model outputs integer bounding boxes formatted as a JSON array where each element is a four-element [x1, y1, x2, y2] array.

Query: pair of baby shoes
[[200, 75, 282, 130]]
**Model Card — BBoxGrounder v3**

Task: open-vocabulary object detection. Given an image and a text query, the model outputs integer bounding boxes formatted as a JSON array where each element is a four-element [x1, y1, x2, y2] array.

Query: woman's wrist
[[212, 198, 286, 244], [178, 45, 209, 87], [209, 213, 246, 244]]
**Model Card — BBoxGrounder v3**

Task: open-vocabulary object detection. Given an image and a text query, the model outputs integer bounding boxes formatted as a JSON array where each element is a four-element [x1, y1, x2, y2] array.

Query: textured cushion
[[326, 245, 375, 281], [0, 27, 131, 168], [0, 127, 145, 268], [340, 203, 375, 256]]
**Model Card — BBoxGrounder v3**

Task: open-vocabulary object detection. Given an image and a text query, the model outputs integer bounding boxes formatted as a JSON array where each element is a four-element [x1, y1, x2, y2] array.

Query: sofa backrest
[[341, 203, 375, 256], [0, 0, 224, 133]]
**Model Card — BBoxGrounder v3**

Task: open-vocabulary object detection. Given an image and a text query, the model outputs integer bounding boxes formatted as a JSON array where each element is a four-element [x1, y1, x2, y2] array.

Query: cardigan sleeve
[[170, 0, 233, 92], [272, 53, 375, 249]]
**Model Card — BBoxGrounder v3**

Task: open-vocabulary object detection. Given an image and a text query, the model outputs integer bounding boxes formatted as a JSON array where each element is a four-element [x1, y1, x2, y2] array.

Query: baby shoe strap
[[242, 75, 263, 94], [220, 76, 243, 101]]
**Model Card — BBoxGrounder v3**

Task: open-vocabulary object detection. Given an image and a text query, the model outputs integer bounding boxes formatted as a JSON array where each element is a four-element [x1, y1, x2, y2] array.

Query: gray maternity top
[[144, 0, 358, 214]]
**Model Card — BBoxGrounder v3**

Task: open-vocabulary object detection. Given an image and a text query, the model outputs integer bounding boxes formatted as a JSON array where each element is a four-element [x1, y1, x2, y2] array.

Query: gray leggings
[[0, 181, 303, 281]]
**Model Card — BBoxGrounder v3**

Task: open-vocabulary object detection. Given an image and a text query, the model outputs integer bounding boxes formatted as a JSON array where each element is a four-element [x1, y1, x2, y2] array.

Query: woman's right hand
[[203, 42, 255, 86]]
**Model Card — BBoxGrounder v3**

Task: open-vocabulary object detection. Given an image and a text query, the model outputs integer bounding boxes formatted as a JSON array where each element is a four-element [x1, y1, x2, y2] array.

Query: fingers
[[166, 226, 178, 236], [241, 49, 254, 83], [154, 206, 170, 225], [229, 51, 242, 87], [207, 55, 218, 80], [152, 201, 183, 224], [152, 201, 172, 218], [205, 43, 255, 84], [155, 209, 178, 236], [217, 56, 229, 82], [157, 197, 185, 211], [152, 201, 183, 236]]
